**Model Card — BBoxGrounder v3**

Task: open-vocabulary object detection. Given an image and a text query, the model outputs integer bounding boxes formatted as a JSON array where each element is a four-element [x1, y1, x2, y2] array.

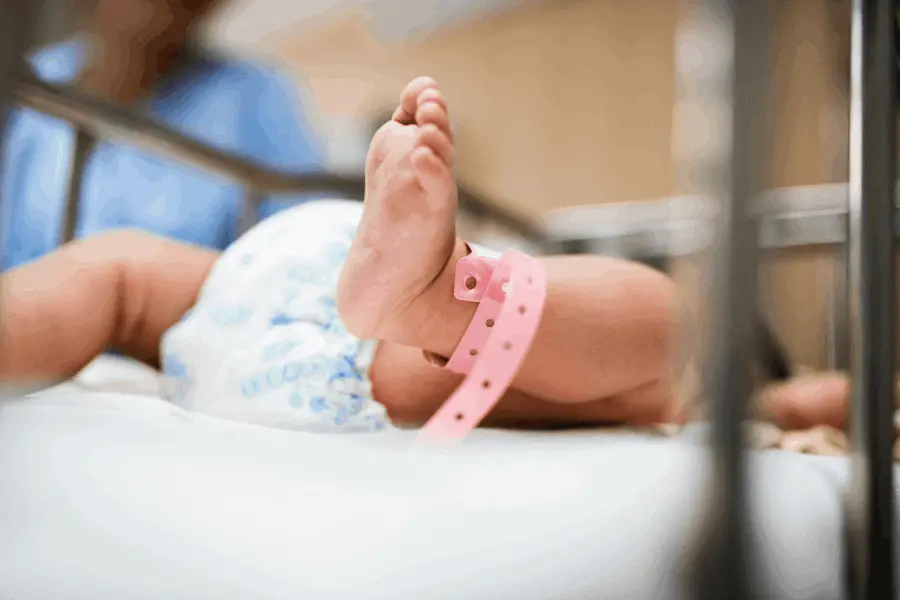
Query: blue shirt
[[0, 39, 327, 270]]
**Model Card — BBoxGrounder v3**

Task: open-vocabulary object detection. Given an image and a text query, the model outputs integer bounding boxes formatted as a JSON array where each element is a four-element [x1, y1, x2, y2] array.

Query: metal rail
[[13, 72, 546, 245], [543, 182, 900, 256], [0, 0, 45, 399], [676, 1, 774, 598], [844, 0, 897, 596]]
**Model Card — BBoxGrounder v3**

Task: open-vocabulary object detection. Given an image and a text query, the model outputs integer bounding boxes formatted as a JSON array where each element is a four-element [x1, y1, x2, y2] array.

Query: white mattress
[[0, 357, 860, 599]]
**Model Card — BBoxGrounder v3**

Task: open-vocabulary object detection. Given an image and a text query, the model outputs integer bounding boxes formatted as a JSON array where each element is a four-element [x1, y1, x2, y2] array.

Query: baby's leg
[[372, 343, 675, 427], [339, 78, 678, 425], [758, 373, 848, 430], [362, 253, 678, 426], [0, 230, 217, 382]]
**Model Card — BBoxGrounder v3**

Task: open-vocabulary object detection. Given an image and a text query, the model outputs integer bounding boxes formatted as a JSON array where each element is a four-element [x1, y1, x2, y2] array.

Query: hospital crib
[[0, 0, 897, 599]]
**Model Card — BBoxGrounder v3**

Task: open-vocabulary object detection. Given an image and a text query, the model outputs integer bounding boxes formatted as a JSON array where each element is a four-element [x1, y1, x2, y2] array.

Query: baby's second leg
[[338, 78, 678, 425], [371, 343, 676, 427]]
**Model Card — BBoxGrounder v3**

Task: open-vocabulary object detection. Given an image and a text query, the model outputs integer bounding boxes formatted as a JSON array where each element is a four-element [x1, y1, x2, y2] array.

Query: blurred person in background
[[0, 0, 326, 270]]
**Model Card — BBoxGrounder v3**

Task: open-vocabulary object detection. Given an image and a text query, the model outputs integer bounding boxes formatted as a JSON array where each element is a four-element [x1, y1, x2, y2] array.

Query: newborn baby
[[1, 78, 680, 432], [1, 76, 869, 440]]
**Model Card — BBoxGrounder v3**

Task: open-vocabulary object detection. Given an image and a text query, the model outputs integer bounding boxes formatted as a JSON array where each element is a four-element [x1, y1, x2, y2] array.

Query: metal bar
[[0, 1, 43, 126], [698, 0, 773, 592], [61, 127, 95, 244], [830, 245, 851, 371], [677, 0, 774, 597], [16, 72, 353, 193], [844, 0, 897, 596], [541, 183, 890, 254], [13, 73, 545, 245], [0, 0, 48, 400], [239, 188, 262, 237]]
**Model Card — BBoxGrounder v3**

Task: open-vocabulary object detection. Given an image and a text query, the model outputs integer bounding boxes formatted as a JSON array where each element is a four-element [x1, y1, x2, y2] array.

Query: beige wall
[[275, 0, 852, 370], [275, 0, 680, 219], [763, 0, 850, 369]]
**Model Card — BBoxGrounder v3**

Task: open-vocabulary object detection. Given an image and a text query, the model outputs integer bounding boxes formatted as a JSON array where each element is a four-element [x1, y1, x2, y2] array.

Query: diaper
[[159, 199, 392, 432]]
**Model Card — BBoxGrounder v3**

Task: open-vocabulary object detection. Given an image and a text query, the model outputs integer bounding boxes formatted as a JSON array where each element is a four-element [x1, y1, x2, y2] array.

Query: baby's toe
[[417, 124, 454, 167], [411, 147, 446, 189], [416, 99, 451, 137]]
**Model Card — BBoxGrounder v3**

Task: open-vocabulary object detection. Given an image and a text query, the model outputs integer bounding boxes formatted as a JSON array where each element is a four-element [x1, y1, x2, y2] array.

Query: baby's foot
[[337, 77, 463, 343]]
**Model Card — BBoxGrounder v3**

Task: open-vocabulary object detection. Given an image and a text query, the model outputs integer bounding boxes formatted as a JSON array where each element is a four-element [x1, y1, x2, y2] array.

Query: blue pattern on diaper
[[163, 354, 188, 378], [161, 352, 191, 405], [159, 202, 388, 432], [270, 313, 298, 327]]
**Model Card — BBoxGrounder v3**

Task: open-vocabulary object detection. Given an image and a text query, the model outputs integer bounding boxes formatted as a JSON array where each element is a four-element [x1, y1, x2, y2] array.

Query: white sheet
[[0, 357, 848, 600]]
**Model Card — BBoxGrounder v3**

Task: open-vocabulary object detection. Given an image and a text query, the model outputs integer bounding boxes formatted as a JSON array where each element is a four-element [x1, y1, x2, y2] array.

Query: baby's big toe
[[394, 77, 439, 124]]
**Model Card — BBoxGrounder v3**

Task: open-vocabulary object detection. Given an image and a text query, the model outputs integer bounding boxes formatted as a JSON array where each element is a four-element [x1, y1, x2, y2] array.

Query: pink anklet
[[416, 245, 548, 443]]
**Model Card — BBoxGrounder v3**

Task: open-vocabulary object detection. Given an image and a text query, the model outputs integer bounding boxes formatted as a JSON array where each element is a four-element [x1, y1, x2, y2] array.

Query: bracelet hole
[[503, 341, 512, 350], [455, 412, 465, 421], [469, 349, 478, 356], [518, 305, 527, 315], [527, 276, 534, 286], [464, 276, 477, 290], [485, 319, 495, 328], [481, 380, 491, 389]]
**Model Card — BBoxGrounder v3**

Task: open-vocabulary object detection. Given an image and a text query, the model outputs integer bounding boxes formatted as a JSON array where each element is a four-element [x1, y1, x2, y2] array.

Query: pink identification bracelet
[[416, 245, 548, 443]]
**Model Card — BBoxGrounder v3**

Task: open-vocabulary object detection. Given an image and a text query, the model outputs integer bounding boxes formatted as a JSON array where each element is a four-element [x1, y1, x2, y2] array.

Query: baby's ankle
[[380, 237, 475, 356]]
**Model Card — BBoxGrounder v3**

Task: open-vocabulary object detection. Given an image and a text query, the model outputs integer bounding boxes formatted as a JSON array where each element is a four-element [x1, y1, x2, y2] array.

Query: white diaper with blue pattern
[[159, 199, 391, 432]]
